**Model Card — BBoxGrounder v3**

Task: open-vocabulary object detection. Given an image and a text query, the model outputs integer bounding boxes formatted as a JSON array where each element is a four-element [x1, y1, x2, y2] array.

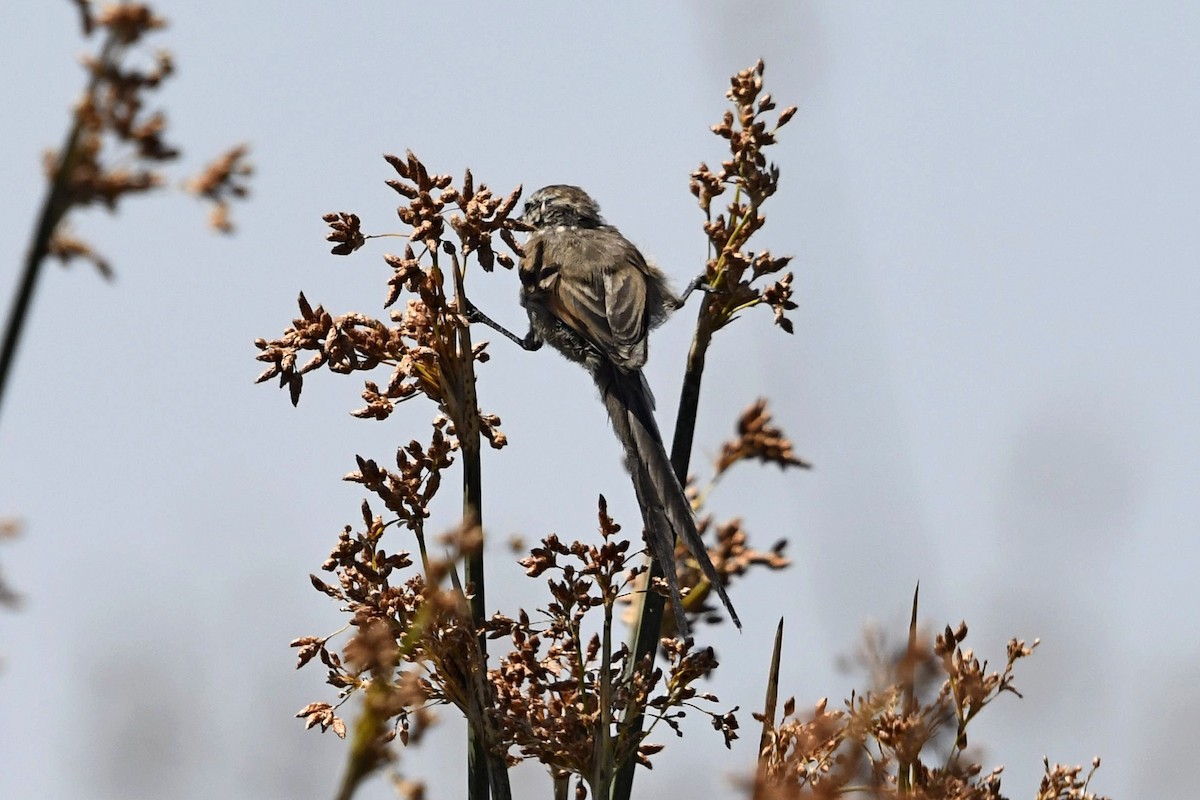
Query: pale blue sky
[[2, 2, 1197, 798]]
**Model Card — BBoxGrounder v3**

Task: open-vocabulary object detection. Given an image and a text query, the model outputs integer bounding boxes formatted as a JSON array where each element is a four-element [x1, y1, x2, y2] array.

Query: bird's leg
[[675, 272, 712, 309], [462, 299, 542, 351]]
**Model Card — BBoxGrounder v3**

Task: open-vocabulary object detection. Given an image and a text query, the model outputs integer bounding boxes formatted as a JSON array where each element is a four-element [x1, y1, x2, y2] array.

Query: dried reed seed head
[[185, 145, 252, 232], [755, 620, 1055, 798], [344, 617, 402, 672], [488, 502, 736, 776], [39, 4, 246, 278], [46, 227, 113, 279], [690, 62, 799, 334], [296, 701, 347, 738], [324, 211, 366, 255], [715, 398, 810, 475], [73, 0, 95, 35], [95, 2, 166, 44]]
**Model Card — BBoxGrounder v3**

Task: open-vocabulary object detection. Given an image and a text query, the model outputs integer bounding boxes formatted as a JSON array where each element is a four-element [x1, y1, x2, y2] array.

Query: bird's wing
[[601, 252, 650, 369], [534, 230, 651, 370]]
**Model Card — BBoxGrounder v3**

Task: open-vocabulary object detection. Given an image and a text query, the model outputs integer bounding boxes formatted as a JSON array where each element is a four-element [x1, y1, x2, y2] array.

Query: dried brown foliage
[[1036, 758, 1108, 800], [260, 152, 527, 797], [37, 3, 251, 276], [185, 144, 253, 232], [715, 399, 811, 477], [255, 151, 519, 454], [489, 497, 736, 793], [751, 622, 1108, 800], [690, 59, 798, 335], [3, 2, 252, 426]]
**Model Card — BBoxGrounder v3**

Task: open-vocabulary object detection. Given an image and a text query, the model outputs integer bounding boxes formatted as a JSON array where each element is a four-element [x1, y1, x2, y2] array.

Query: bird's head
[[520, 185, 605, 230]]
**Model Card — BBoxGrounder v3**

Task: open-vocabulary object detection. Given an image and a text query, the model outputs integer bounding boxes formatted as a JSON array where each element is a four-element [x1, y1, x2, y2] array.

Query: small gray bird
[[470, 184, 740, 632]]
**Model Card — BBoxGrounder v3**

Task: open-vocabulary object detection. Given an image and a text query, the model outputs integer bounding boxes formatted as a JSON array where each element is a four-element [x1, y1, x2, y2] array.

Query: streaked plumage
[[516, 185, 740, 633]]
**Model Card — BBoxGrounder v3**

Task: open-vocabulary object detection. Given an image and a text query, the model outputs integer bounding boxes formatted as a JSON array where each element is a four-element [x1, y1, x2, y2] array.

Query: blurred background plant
[[0, 0, 251, 424]]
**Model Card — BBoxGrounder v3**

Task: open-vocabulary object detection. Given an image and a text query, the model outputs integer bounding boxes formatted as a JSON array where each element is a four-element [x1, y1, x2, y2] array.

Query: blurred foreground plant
[[750, 604, 1110, 800]]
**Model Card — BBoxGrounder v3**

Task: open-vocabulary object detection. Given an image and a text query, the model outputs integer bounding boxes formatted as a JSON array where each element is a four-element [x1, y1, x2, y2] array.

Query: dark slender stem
[[2, 113, 84, 425], [754, 618, 785, 797], [668, 324, 712, 480], [612, 303, 714, 800], [1, 34, 118, 429], [898, 583, 920, 792], [591, 585, 616, 797], [453, 260, 512, 800], [462, 436, 491, 800]]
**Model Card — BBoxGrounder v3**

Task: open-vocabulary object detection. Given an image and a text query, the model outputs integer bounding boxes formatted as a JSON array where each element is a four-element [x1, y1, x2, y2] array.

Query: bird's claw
[[461, 297, 483, 323], [676, 273, 713, 308]]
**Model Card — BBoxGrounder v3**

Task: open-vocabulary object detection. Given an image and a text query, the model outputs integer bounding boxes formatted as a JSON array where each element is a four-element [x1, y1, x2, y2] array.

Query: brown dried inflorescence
[[292, 511, 482, 756], [715, 398, 811, 477], [263, 152, 528, 793], [344, 422, 456, 539], [185, 144, 253, 233], [38, 2, 251, 278], [1036, 757, 1109, 800], [690, 59, 798, 335], [488, 497, 737, 794], [255, 152, 519, 455], [749, 622, 1100, 800], [291, 492, 737, 798]]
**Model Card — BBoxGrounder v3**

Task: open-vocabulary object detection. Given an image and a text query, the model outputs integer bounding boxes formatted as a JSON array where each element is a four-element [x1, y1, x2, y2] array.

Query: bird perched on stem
[[466, 184, 740, 633]]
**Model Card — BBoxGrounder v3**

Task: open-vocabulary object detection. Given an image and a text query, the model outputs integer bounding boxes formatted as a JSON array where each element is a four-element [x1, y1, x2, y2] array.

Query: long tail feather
[[595, 363, 742, 632]]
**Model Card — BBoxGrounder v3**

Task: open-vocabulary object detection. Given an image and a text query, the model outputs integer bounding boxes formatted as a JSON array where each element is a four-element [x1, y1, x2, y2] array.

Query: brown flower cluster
[[38, 2, 251, 279], [343, 421, 456, 543], [716, 398, 811, 477], [690, 59, 798, 334], [749, 621, 1103, 800], [255, 152, 520, 454], [487, 497, 737, 796], [1037, 757, 1108, 800], [289, 495, 738, 799], [261, 154, 528, 795], [328, 150, 527, 265], [43, 3, 173, 278], [292, 513, 485, 783], [185, 144, 253, 233]]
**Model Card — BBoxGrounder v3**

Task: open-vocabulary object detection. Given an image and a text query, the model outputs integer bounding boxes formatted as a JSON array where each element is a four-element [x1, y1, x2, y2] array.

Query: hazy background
[[2, 2, 1197, 798]]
